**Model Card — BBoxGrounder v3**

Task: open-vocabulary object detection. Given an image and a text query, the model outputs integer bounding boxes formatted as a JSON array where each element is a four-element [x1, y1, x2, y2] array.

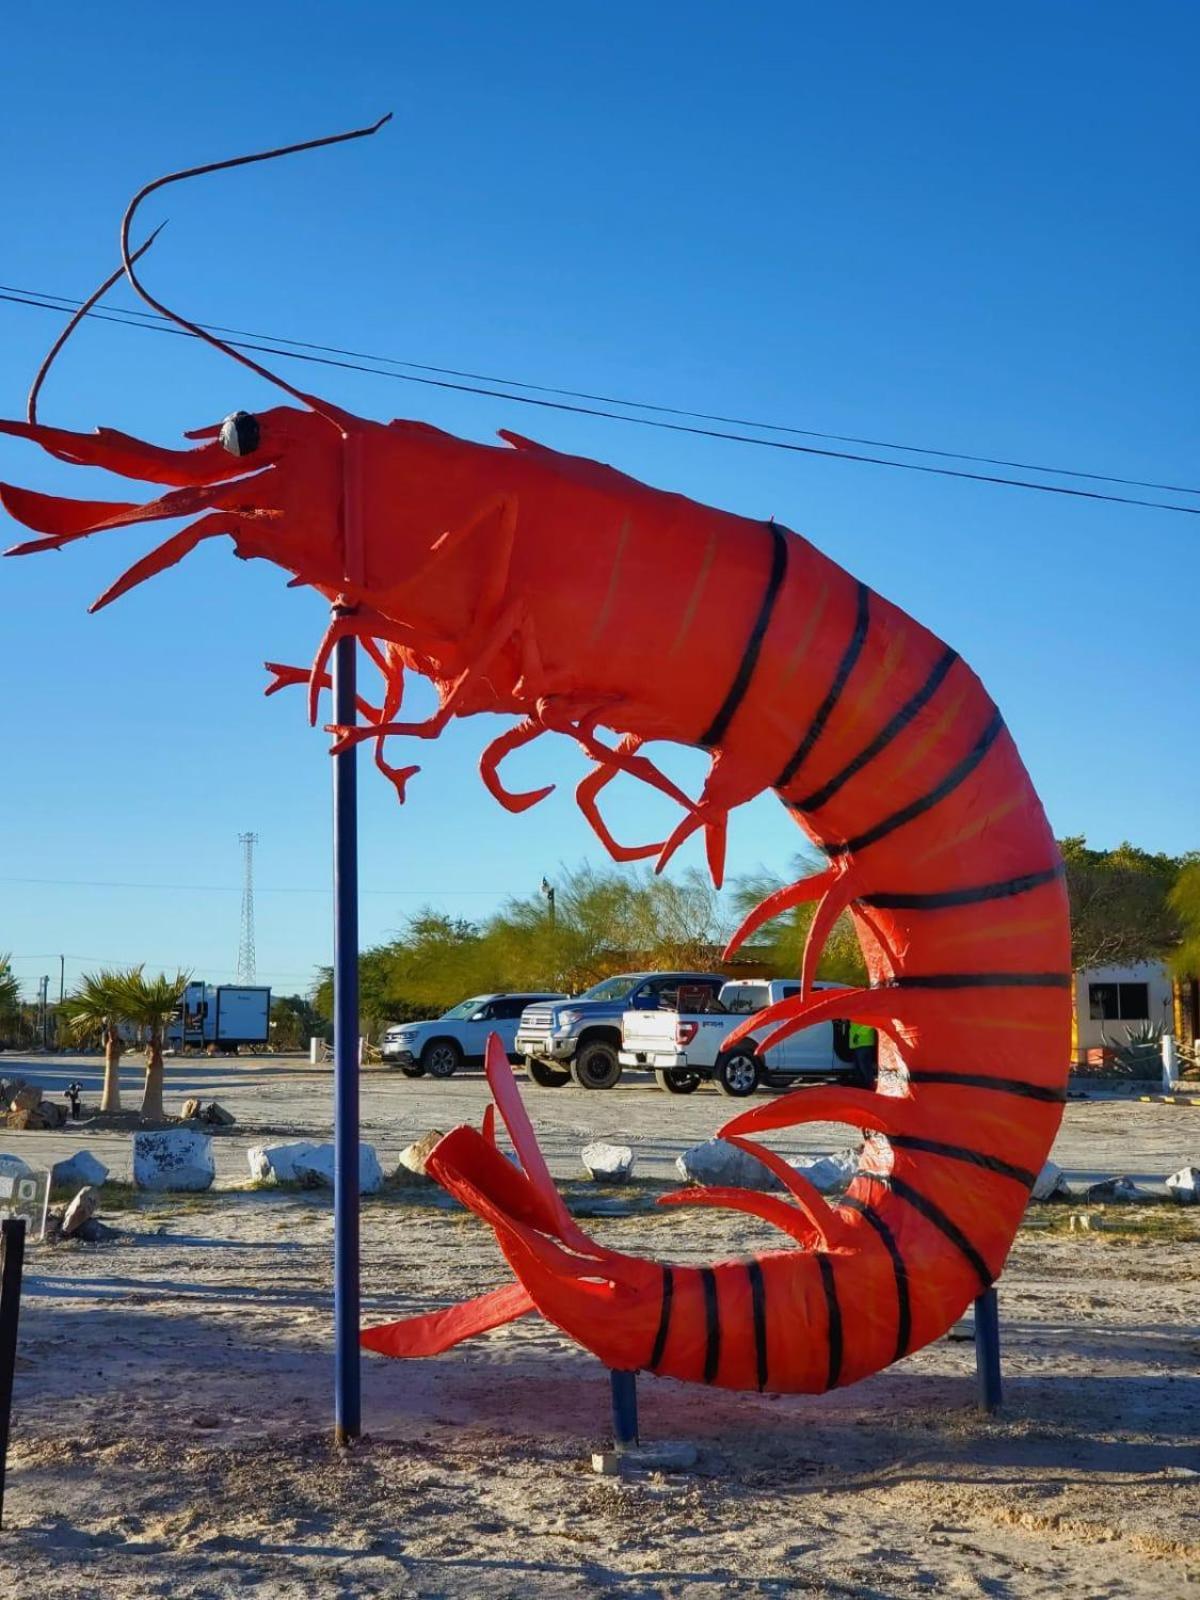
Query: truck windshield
[[441, 997, 489, 1020], [574, 975, 645, 1002]]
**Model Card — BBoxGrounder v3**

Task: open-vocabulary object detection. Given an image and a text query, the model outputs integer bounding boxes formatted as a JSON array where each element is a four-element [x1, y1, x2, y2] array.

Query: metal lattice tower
[[236, 832, 259, 984]]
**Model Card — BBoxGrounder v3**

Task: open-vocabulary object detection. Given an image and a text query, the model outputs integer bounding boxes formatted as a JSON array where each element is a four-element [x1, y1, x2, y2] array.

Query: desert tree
[[729, 858, 869, 985], [1168, 861, 1200, 980]]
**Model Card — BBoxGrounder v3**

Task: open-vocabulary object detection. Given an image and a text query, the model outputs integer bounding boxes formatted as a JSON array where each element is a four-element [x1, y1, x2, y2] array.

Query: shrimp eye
[[220, 411, 260, 457]]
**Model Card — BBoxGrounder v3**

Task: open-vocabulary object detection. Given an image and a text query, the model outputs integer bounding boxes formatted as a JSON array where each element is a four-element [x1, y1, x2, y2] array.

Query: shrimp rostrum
[[0, 120, 1070, 1394]]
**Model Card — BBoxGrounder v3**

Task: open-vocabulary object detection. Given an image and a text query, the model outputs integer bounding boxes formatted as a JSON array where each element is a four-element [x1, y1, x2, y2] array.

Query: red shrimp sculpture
[[1, 120, 1070, 1394]]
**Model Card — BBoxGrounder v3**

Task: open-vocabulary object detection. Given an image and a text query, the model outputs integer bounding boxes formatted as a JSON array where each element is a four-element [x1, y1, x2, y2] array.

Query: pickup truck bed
[[620, 978, 857, 1097]]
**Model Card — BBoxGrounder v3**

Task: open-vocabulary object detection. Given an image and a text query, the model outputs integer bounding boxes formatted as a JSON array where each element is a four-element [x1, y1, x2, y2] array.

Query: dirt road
[[0, 1052, 1196, 1596]]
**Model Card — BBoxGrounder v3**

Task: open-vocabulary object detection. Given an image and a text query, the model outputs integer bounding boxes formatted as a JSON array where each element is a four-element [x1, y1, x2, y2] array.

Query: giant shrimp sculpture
[[1, 120, 1070, 1394]]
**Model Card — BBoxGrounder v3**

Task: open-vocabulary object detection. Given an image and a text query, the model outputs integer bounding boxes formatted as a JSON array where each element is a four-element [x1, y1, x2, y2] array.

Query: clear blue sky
[[2, 4, 1196, 1002]]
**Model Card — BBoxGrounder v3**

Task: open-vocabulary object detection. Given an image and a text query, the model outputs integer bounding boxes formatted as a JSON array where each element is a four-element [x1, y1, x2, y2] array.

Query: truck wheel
[[525, 1057, 570, 1088], [714, 1047, 760, 1097], [655, 1068, 701, 1095], [399, 1063, 426, 1079], [569, 1039, 622, 1090], [420, 1039, 462, 1080]]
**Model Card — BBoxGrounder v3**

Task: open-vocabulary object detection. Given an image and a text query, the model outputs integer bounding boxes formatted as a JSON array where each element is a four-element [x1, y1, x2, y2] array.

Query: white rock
[[51, 1150, 110, 1190], [61, 1186, 99, 1238], [1166, 1165, 1198, 1204], [133, 1129, 215, 1192], [247, 1140, 321, 1185], [0, 1152, 34, 1187], [676, 1138, 778, 1192], [581, 1141, 635, 1182], [790, 1149, 858, 1192], [292, 1142, 383, 1195], [1031, 1160, 1067, 1201]]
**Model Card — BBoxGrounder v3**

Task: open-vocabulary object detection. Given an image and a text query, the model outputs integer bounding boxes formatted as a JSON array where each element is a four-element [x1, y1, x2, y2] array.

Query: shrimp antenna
[[118, 113, 393, 428], [28, 224, 167, 425]]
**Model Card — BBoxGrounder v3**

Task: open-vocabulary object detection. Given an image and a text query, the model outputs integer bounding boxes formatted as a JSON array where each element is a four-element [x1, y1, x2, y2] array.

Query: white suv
[[382, 992, 565, 1079]]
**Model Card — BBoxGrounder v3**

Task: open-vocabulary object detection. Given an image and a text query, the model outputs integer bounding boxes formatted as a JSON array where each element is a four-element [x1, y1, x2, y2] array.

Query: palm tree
[[113, 968, 190, 1120], [1169, 863, 1200, 980], [62, 968, 129, 1112], [0, 955, 19, 1041]]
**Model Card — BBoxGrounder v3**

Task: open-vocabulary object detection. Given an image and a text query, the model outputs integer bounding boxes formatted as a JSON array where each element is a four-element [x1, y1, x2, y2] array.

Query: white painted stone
[[0, 1152, 34, 1187], [292, 1142, 383, 1195], [51, 1150, 110, 1190], [790, 1149, 858, 1192], [1166, 1165, 1198, 1204], [676, 1138, 778, 1191], [1031, 1160, 1067, 1201], [581, 1142, 635, 1183], [247, 1140, 321, 1185], [61, 1186, 99, 1238], [133, 1129, 215, 1192]]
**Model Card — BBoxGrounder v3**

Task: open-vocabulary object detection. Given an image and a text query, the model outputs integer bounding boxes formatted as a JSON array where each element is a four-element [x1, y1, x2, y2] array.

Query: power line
[[6, 280, 1198, 500], [0, 873, 514, 895], [0, 285, 1195, 518]]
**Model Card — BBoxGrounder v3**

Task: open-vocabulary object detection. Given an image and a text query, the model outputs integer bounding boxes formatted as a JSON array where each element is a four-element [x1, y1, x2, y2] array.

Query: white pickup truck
[[619, 978, 858, 1097]]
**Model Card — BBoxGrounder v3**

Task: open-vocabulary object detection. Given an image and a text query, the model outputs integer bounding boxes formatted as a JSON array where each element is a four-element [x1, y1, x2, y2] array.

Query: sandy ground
[[6, 1052, 1196, 1190], [0, 1053, 1197, 1597]]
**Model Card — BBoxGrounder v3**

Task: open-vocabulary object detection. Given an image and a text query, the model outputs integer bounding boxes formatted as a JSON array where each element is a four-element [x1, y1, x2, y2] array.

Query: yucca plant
[[62, 968, 130, 1112], [112, 968, 191, 1119]]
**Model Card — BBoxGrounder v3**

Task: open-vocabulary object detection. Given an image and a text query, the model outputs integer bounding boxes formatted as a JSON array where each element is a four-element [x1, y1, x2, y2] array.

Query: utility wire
[[0, 873, 512, 896], [0, 285, 1195, 518], [5, 279, 1197, 500]]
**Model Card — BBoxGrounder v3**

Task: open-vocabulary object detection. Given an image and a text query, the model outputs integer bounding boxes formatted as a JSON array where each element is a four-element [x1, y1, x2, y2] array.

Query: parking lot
[[1, 1049, 1197, 1599], [3, 1050, 1194, 1193]]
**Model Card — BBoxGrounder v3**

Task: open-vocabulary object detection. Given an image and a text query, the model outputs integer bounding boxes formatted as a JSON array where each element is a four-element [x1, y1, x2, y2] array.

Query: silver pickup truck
[[620, 978, 858, 1096], [515, 971, 725, 1090]]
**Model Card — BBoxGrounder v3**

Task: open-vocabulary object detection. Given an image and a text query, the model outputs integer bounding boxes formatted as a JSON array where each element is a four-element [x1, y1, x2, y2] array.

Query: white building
[[1071, 960, 1174, 1063]]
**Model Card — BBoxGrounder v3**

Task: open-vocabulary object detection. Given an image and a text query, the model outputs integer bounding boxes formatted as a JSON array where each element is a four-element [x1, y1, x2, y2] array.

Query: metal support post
[[1162, 1033, 1178, 1095], [973, 1287, 1002, 1413], [0, 1218, 28, 1528], [332, 621, 361, 1446], [610, 1369, 639, 1450]]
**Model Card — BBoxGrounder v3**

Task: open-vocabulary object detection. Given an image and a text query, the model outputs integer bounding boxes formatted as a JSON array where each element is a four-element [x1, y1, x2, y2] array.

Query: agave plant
[[1104, 1019, 1165, 1075]]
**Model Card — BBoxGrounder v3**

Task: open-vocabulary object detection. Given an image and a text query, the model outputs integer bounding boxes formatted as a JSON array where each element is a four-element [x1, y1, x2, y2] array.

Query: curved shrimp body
[[2, 407, 1070, 1395], [341, 428, 1070, 1391]]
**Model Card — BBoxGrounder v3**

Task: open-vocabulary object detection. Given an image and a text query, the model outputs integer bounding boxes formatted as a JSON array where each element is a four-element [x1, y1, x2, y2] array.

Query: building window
[[1088, 981, 1150, 1022]]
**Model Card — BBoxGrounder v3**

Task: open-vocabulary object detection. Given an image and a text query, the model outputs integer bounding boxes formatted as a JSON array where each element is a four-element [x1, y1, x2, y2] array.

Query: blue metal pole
[[332, 617, 361, 1445], [610, 1369, 639, 1451], [973, 1287, 1002, 1414]]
